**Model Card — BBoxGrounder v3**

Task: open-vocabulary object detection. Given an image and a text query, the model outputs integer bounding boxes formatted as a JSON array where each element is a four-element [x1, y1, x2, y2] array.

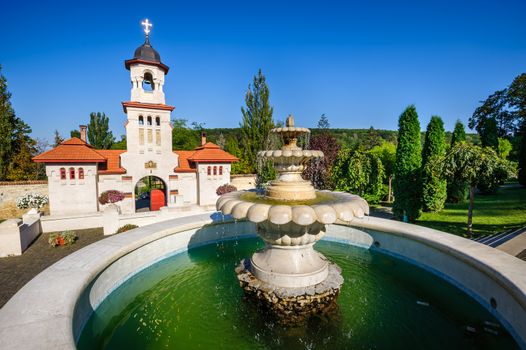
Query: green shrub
[[331, 149, 385, 204], [116, 224, 139, 234]]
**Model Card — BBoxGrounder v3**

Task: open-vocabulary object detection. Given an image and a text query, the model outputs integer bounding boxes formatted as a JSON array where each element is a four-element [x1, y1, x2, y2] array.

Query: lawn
[[416, 184, 526, 237]]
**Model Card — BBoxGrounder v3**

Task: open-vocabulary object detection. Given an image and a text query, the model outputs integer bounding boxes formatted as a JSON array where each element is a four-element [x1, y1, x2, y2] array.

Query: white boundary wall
[[0, 215, 525, 349]]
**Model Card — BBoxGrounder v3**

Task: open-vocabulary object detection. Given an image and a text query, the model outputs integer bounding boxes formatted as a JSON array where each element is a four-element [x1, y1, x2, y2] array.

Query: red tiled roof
[[33, 138, 106, 163], [97, 150, 127, 174], [174, 150, 197, 173], [188, 142, 239, 163], [122, 101, 175, 113], [33, 138, 128, 174]]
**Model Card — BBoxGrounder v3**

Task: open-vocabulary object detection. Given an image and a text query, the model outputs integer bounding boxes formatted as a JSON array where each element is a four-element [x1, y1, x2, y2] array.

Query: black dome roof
[[133, 37, 161, 63]]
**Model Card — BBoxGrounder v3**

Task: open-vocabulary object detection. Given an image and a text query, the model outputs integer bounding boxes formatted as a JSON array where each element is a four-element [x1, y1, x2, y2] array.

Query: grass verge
[[416, 184, 526, 237]]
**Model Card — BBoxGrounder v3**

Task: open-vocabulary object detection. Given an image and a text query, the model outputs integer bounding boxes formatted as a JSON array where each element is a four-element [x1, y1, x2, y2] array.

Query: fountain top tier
[[257, 115, 322, 201], [270, 115, 310, 151]]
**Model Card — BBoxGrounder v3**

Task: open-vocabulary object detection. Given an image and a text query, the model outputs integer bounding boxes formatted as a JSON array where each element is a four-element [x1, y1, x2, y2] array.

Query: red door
[[150, 189, 165, 211]]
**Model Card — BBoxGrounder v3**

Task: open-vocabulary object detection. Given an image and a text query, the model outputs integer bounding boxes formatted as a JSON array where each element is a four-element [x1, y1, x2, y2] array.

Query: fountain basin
[[0, 214, 525, 349]]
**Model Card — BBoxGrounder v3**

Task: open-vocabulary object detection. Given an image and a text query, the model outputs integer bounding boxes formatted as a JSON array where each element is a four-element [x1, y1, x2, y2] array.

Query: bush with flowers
[[216, 184, 237, 196], [48, 231, 78, 247], [98, 190, 126, 205], [16, 193, 49, 210]]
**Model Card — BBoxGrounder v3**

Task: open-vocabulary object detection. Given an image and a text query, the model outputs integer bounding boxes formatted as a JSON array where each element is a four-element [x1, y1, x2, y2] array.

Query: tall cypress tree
[[87, 112, 115, 149], [450, 120, 466, 146], [447, 120, 469, 202], [421, 116, 447, 211], [240, 69, 275, 182], [0, 65, 16, 180], [393, 105, 422, 220]]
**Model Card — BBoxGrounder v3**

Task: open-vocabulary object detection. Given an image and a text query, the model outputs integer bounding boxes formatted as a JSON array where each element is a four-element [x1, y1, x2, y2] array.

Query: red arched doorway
[[135, 176, 167, 212]]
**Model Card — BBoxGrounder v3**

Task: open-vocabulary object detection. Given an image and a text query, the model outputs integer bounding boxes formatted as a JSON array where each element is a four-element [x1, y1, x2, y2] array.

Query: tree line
[[2, 60, 525, 217]]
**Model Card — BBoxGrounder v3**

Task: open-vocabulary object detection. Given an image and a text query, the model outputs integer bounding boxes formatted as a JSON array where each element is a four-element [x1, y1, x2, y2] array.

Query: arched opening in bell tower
[[142, 72, 155, 92], [134, 176, 166, 212]]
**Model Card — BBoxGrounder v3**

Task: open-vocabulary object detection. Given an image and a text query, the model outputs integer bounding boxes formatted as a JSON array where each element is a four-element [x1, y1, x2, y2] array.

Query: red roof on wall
[[174, 142, 238, 173], [33, 138, 107, 163], [32, 138, 127, 174], [188, 142, 239, 163], [173, 151, 197, 173], [97, 150, 127, 174], [33, 138, 238, 175]]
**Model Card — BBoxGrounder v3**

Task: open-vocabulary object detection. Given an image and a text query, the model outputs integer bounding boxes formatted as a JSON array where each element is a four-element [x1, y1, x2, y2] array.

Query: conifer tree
[[450, 120, 466, 146], [447, 120, 469, 202], [421, 116, 446, 211], [240, 69, 275, 184], [480, 117, 499, 149], [393, 105, 422, 220], [87, 112, 115, 149], [53, 130, 64, 147]]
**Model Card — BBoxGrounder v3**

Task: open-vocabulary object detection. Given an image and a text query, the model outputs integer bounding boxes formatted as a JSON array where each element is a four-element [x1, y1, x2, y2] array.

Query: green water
[[239, 191, 336, 206], [78, 238, 518, 349]]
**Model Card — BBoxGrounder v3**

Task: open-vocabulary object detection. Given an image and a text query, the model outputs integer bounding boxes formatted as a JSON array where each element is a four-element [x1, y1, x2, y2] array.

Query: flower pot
[[57, 237, 65, 246]]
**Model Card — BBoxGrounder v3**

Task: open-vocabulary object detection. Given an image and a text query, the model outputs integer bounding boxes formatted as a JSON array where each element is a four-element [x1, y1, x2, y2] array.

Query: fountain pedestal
[[217, 115, 369, 323]]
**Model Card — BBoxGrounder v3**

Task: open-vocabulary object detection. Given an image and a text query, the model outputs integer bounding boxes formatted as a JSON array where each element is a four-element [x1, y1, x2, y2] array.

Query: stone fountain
[[217, 115, 369, 322]]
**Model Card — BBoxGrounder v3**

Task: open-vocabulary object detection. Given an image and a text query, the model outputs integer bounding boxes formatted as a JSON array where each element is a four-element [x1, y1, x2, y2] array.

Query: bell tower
[[125, 19, 169, 104], [120, 19, 178, 205]]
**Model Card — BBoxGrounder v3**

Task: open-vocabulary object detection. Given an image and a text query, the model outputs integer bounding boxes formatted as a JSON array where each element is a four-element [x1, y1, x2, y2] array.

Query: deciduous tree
[[303, 115, 340, 190], [519, 120, 526, 186], [440, 144, 514, 236], [172, 118, 202, 150]]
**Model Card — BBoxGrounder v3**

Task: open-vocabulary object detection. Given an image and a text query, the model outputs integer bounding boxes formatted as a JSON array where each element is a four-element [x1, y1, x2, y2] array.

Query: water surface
[[78, 238, 517, 349]]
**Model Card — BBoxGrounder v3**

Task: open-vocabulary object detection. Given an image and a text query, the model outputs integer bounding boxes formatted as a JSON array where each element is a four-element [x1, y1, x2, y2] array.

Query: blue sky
[[2, 0, 525, 142]]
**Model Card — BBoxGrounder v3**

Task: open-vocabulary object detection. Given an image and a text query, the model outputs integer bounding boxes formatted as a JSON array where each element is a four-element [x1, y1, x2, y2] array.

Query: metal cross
[[141, 19, 152, 35]]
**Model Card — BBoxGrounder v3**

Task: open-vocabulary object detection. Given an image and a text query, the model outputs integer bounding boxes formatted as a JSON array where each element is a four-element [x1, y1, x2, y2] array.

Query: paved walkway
[[0, 228, 105, 309], [472, 227, 526, 248]]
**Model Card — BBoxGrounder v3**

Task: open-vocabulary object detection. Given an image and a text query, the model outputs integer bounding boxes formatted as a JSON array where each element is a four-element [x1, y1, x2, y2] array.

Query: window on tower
[[142, 72, 155, 92], [139, 116, 144, 125], [147, 116, 152, 126], [207, 166, 211, 176], [60, 168, 66, 180], [219, 166, 223, 175], [78, 168, 84, 180], [69, 167, 75, 180], [155, 117, 160, 126], [213, 166, 217, 175]]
